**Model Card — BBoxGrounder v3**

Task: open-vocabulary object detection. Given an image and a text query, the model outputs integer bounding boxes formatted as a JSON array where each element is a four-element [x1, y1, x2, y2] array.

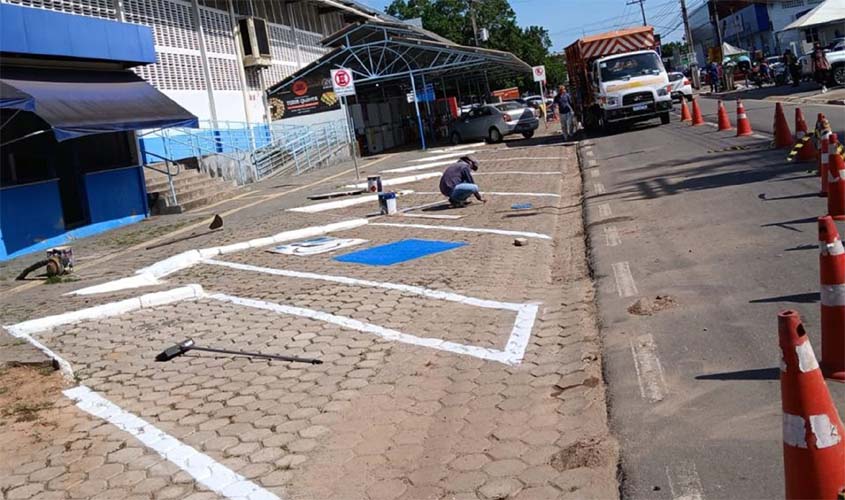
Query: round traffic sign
[[334, 69, 351, 88]]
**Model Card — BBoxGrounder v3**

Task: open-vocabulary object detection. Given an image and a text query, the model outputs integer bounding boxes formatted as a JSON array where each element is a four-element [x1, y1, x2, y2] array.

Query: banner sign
[[268, 73, 339, 119]]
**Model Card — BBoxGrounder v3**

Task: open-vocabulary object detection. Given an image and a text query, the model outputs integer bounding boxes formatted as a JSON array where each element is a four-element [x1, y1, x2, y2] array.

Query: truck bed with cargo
[[564, 26, 673, 133]]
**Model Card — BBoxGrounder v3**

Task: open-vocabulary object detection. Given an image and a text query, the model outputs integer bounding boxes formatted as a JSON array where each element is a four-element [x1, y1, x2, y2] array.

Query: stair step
[[146, 175, 223, 194], [179, 189, 240, 212], [165, 182, 235, 206]]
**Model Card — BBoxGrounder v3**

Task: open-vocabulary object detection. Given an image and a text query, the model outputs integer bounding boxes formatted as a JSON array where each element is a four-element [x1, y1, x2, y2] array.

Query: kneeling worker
[[439, 156, 486, 207]]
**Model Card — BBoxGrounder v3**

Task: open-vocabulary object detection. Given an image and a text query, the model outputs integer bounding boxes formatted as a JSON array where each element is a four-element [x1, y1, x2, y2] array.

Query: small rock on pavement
[[513, 238, 528, 247]]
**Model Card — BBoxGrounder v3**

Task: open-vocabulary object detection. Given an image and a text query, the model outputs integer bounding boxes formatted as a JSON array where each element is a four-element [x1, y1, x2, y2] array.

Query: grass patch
[[44, 275, 80, 284]]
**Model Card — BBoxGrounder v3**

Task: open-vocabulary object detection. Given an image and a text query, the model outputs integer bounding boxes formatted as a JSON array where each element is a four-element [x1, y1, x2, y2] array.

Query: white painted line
[[410, 151, 476, 162], [384, 159, 455, 173], [426, 142, 485, 153], [752, 134, 768, 140], [411, 191, 560, 198], [4, 330, 75, 380], [6, 285, 205, 336], [590, 169, 600, 178], [210, 293, 538, 365], [598, 204, 613, 218], [72, 219, 370, 295], [603, 226, 621, 247], [612, 261, 638, 297], [400, 213, 464, 220], [476, 171, 560, 176], [594, 183, 606, 195], [288, 191, 413, 213], [370, 222, 552, 240], [586, 150, 594, 157], [64, 386, 279, 500], [630, 334, 667, 403], [473, 156, 566, 161], [704, 122, 717, 128], [344, 174, 439, 189], [666, 461, 704, 500], [587, 160, 598, 167]]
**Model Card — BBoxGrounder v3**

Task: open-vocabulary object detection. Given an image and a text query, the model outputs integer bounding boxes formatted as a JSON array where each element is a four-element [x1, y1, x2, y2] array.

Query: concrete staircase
[[143, 164, 239, 214]]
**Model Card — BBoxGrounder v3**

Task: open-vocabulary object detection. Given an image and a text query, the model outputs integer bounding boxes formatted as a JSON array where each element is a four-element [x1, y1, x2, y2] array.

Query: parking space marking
[[370, 222, 552, 240], [612, 261, 638, 297], [591, 169, 601, 178], [412, 191, 560, 198], [603, 226, 621, 247], [473, 156, 566, 161], [289, 191, 413, 213], [587, 159, 597, 168], [384, 160, 455, 173], [666, 461, 705, 500], [586, 150, 594, 157], [598, 204, 613, 218], [64, 386, 279, 500], [630, 334, 667, 403], [427, 143, 484, 153], [344, 173, 439, 189], [476, 171, 560, 175], [411, 151, 476, 162], [593, 183, 606, 195]]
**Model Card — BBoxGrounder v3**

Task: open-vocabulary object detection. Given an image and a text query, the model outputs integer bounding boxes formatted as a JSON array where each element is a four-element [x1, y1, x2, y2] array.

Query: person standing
[[439, 156, 486, 208], [783, 49, 800, 87], [708, 62, 720, 93], [553, 85, 575, 141], [811, 42, 830, 93]]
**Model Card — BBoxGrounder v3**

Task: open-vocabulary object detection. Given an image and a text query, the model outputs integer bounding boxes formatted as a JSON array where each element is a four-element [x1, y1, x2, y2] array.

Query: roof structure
[[266, 22, 531, 95], [780, 0, 845, 32]]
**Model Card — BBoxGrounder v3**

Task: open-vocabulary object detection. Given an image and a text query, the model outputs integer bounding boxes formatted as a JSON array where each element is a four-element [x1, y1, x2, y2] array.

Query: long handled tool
[[146, 214, 223, 250], [155, 339, 322, 364]]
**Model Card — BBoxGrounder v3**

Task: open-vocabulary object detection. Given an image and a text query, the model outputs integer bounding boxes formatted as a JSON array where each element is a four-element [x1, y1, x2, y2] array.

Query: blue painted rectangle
[[334, 239, 466, 266], [0, 3, 155, 66], [84, 166, 148, 223], [0, 179, 65, 257]]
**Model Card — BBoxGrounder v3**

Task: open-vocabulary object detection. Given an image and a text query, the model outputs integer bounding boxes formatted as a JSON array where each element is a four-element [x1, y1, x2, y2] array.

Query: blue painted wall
[[0, 3, 156, 66], [84, 166, 147, 223], [0, 179, 65, 258]]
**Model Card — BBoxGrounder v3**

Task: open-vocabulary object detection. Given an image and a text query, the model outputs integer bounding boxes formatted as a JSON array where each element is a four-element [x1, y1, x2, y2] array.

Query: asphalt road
[[695, 95, 844, 138], [582, 114, 845, 499]]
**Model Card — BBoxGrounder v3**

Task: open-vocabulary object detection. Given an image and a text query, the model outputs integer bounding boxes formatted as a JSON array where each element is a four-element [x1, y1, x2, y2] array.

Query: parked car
[[450, 102, 539, 144], [667, 72, 693, 101]]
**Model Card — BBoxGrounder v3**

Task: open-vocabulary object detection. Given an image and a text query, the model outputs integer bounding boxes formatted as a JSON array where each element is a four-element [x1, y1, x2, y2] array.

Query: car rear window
[[495, 102, 523, 111]]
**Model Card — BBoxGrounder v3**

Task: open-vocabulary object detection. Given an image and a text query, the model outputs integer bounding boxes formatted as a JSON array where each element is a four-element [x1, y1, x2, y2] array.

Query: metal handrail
[[143, 151, 181, 206]]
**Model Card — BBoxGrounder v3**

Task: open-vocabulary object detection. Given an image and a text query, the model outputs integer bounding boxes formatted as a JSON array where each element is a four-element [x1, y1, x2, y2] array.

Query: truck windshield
[[600, 53, 663, 82]]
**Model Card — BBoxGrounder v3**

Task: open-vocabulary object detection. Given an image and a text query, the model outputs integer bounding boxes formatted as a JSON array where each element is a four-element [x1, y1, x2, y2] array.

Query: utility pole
[[680, 0, 700, 89], [469, 0, 479, 46], [626, 0, 647, 26]]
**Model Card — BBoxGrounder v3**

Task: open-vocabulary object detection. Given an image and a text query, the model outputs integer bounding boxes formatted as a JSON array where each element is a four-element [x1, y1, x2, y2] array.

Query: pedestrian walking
[[553, 85, 575, 141], [783, 49, 800, 87], [811, 42, 830, 93]]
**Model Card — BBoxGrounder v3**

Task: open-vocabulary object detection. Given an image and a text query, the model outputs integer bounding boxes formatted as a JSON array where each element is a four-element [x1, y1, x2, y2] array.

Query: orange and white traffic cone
[[818, 216, 845, 382], [778, 309, 845, 500], [795, 108, 818, 162], [690, 98, 705, 126], [680, 98, 692, 122], [774, 102, 793, 149], [736, 99, 752, 137], [828, 134, 845, 220], [820, 133, 831, 197], [717, 100, 732, 131]]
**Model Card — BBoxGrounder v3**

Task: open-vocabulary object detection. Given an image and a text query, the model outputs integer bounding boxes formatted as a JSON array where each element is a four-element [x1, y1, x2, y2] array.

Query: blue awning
[[0, 67, 197, 141]]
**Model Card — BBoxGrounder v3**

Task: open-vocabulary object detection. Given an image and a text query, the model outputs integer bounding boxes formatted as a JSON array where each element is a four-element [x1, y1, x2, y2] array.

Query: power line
[[626, 0, 648, 26]]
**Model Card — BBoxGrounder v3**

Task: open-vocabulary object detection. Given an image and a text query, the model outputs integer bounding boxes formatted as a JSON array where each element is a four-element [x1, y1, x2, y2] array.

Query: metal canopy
[[266, 22, 531, 95]]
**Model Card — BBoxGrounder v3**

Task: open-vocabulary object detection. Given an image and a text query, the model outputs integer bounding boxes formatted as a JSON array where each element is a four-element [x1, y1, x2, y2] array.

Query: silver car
[[450, 102, 539, 144]]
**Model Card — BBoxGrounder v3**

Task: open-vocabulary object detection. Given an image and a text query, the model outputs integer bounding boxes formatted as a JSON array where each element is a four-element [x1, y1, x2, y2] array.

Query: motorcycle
[[749, 63, 773, 88]]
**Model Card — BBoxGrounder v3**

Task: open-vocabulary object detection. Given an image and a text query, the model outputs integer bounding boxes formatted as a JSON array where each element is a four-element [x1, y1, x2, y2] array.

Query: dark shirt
[[553, 92, 573, 114], [439, 161, 475, 197]]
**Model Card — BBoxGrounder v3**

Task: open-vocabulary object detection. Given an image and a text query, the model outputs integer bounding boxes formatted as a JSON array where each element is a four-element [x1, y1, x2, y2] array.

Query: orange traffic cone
[[778, 309, 845, 500], [690, 98, 705, 126], [820, 133, 831, 197], [717, 100, 732, 131], [680, 98, 692, 122], [827, 134, 845, 220], [774, 102, 793, 149], [818, 216, 845, 382], [795, 108, 818, 162], [736, 99, 752, 137]]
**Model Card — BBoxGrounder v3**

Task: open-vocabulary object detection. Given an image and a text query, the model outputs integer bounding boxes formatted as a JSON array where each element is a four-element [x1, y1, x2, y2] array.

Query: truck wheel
[[522, 130, 535, 139], [487, 127, 503, 143], [660, 112, 671, 125], [450, 132, 462, 145], [833, 65, 845, 87]]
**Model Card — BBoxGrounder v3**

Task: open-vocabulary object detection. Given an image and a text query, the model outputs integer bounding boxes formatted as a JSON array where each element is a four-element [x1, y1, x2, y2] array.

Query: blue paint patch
[[334, 239, 466, 266]]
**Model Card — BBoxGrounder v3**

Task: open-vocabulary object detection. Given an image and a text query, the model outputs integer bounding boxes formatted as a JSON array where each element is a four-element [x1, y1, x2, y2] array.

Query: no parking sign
[[331, 68, 356, 97], [532, 65, 546, 83]]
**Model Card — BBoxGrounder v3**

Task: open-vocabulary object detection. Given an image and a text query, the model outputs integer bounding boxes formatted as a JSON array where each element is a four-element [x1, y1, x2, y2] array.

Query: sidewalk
[[1, 131, 619, 500], [704, 80, 845, 105]]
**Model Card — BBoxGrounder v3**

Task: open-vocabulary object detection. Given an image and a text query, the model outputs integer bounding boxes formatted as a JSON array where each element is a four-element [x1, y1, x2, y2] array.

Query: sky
[[359, 0, 702, 51]]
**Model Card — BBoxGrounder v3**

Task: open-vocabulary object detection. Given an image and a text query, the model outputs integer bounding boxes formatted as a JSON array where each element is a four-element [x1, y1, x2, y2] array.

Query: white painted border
[[426, 142, 485, 153], [344, 174, 439, 189], [410, 191, 561, 198], [287, 192, 413, 213], [384, 160, 456, 173], [64, 386, 280, 500], [371, 222, 552, 240], [411, 151, 476, 162], [476, 172, 560, 176]]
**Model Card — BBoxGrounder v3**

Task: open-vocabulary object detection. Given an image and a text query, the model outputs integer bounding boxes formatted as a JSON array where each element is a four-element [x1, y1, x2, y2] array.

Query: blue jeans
[[449, 183, 479, 203]]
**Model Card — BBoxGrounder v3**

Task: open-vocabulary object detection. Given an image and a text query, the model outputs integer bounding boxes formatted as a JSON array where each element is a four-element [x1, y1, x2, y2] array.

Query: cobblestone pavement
[[1, 133, 619, 499]]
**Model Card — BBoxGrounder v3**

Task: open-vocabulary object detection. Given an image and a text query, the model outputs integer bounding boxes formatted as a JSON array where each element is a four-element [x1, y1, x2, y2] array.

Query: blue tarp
[[0, 67, 197, 141]]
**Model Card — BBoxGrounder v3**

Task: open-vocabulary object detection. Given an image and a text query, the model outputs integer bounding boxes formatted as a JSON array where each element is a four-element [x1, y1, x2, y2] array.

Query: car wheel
[[522, 130, 534, 139], [833, 65, 845, 87], [660, 112, 671, 125], [450, 131, 462, 145], [488, 127, 502, 143]]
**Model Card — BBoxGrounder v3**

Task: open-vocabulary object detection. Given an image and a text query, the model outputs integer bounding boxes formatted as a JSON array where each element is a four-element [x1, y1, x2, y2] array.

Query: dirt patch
[[0, 364, 66, 425], [627, 295, 678, 316], [550, 438, 613, 472]]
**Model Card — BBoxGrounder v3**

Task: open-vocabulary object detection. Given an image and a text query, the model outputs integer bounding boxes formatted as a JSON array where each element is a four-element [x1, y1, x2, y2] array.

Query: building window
[[805, 27, 819, 43], [782, 0, 804, 7]]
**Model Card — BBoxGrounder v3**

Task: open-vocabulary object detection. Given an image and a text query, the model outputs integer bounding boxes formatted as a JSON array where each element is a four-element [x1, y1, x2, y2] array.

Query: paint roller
[[155, 338, 322, 364]]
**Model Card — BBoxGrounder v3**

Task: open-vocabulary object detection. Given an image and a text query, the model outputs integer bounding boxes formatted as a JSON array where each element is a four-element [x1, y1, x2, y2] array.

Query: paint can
[[367, 175, 383, 193], [378, 192, 397, 215]]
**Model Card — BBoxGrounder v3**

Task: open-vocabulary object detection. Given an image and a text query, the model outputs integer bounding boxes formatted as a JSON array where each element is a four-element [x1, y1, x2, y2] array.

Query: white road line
[[211, 293, 539, 365], [630, 334, 667, 403], [603, 226, 621, 247], [612, 261, 638, 297], [474, 156, 566, 161], [752, 133, 768, 140], [370, 222, 552, 240], [476, 171, 560, 175], [64, 386, 279, 500], [344, 174, 438, 189], [590, 169, 601, 178], [598, 204, 613, 218], [410, 151, 476, 162], [288, 191, 413, 213], [384, 159, 455, 173], [666, 461, 705, 500], [426, 142, 485, 153], [410, 191, 560, 198], [587, 159, 597, 168], [594, 183, 606, 195], [586, 150, 594, 157]]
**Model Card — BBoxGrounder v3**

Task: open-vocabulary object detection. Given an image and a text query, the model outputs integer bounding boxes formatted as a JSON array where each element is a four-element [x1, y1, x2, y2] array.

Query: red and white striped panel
[[582, 32, 655, 59]]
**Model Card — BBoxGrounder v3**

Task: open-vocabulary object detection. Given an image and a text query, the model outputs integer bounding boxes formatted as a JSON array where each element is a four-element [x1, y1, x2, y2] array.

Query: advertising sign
[[268, 73, 339, 119], [331, 68, 356, 97]]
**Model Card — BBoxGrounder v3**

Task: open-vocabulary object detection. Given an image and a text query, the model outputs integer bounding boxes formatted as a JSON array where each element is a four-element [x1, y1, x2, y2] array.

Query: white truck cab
[[591, 50, 673, 127]]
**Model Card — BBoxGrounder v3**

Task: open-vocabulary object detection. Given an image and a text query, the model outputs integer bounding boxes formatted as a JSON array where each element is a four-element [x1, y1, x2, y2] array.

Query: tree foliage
[[385, 0, 566, 91]]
